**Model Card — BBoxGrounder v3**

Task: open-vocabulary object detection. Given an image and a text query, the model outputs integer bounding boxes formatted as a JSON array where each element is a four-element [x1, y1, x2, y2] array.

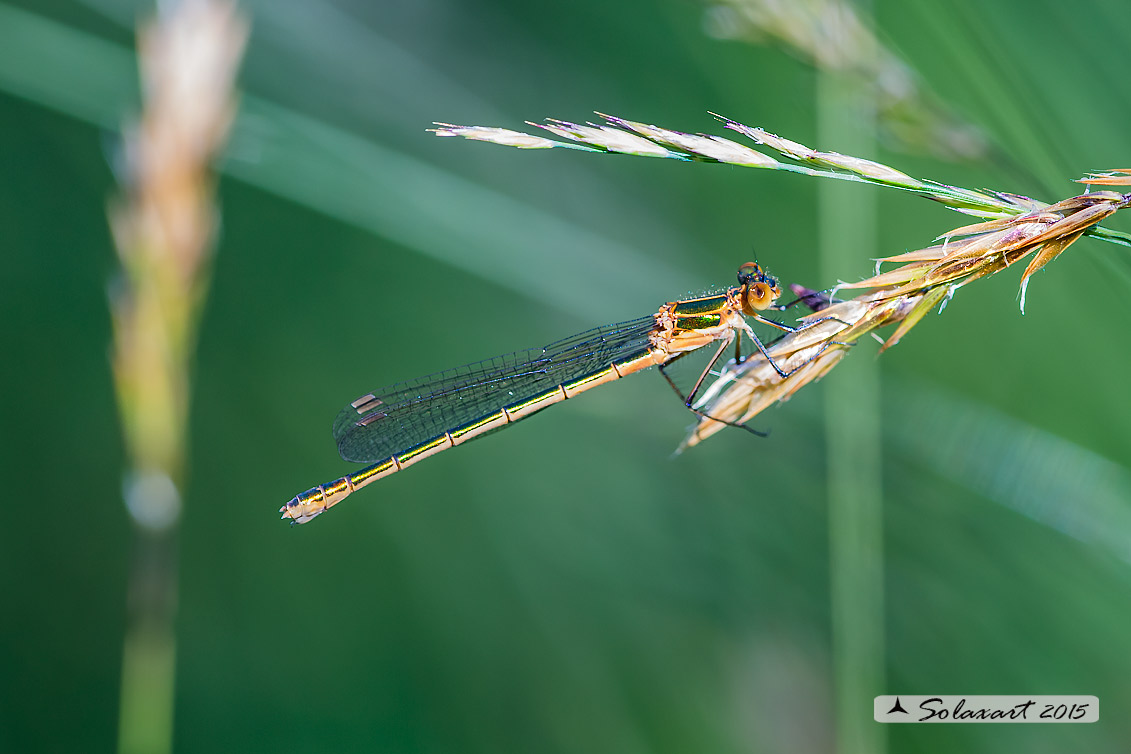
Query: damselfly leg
[[658, 339, 769, 436]]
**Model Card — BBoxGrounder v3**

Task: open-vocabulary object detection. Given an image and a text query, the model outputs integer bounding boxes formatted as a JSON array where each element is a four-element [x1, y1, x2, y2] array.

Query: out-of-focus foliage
[[702, 0, 988, 160], [1, 0, 1129, 752]]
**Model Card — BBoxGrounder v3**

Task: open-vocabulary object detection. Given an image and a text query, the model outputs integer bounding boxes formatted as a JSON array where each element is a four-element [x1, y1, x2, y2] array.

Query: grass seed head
[[684, 183, 1130, 446]]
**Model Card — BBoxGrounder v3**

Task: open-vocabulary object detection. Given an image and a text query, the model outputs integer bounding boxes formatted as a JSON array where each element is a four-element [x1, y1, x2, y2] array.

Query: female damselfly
[[281, 262, 828, 523]]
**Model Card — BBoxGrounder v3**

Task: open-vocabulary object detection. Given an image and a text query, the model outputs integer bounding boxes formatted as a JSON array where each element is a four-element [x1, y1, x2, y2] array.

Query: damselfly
[[281, 262, 830, 524]]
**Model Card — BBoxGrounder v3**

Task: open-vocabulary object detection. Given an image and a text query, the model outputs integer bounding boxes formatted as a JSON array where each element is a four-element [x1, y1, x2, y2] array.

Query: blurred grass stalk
[[703, 0, 984, 161], [108, 3, 246, 753], [815, 3, 885, 753]]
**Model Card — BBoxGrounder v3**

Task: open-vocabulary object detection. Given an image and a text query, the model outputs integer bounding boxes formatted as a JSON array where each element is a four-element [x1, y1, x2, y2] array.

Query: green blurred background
[[3, 0, 1131, 752]]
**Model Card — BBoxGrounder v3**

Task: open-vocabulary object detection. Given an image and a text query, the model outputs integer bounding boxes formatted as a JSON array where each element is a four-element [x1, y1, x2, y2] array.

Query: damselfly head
[[736, 262, 781, 312]]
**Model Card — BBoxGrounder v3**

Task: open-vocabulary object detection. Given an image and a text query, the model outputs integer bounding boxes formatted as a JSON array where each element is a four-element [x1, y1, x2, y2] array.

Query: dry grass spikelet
[[683, 188, 1131, 448]]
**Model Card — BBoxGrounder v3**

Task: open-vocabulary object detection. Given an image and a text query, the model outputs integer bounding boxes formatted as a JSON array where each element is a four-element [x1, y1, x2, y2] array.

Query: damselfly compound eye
[[737, 262, 762, 284]]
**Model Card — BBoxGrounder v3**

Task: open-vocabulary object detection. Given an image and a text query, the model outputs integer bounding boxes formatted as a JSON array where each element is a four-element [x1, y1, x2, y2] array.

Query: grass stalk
[[817, 14, 885, 752], [433, 114, 1131, 247], [110, 4, 246, 753]]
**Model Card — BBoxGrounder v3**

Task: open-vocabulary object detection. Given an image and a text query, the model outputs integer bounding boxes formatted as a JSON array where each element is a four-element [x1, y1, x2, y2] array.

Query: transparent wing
[[333, 316, 658, 462]]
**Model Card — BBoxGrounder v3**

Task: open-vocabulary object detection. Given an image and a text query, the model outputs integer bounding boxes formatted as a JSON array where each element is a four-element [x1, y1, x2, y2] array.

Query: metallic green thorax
[[671, 293, 728, 316], [673, 314, 723, 331]]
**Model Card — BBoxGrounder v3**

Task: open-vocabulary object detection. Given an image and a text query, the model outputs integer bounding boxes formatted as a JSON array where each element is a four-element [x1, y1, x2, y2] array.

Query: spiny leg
[[781, 288, 886, 345], [685, 338, 730, 406], [751, 311, 853, 337], [733, 315, 848, 380], [658, 344, 769, 437], [740, 303, 864, 378], [734, 319, 794, 379], [755, 288, 851, 337]]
